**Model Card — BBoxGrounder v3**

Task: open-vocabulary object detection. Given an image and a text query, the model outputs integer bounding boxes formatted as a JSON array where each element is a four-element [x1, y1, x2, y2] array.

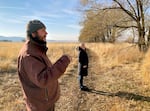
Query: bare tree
[[79, 0, 150, 51], [79, 1, 128, 42], [112, 0, 150, 51]]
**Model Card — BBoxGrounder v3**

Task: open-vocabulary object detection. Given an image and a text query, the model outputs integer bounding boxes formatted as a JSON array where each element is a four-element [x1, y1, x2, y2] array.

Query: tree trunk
[[138, 31, 146, 52], [102, 34, 106, 42], [137, 0, 147, 52], [132, 27, 135, 43], [137, 20, 146, 51], [107, 27, 112, 42], [111, 28, 116, 43], [147, 27, 150, 47]]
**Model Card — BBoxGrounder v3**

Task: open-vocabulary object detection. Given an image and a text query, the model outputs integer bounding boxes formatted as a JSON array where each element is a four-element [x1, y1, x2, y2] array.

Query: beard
[[32, 36, 46, 45], [29, 33, 46, 45]]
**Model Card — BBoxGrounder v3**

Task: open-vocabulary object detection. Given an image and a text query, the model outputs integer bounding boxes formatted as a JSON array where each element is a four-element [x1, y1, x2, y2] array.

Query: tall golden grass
[[46, 42, 147, 86], [141, 49, 150, 85], [0, 41, 150, 111], [0, 42, 23, 72], [0, 42, 147, 81], [84, 43, 144, 75]]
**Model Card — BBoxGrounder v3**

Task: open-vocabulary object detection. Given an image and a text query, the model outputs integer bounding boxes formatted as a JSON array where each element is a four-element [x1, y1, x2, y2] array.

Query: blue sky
[[0, 0, 81, 41]]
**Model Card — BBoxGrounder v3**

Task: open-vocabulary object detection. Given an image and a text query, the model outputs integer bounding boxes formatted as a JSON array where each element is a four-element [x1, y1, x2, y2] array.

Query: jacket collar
[[79, 46, 86, 51], [28, 37, 48, 53]]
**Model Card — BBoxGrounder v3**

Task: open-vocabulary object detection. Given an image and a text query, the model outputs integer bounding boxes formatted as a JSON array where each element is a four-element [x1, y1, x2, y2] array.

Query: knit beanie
[[26, 20, 46, 35]]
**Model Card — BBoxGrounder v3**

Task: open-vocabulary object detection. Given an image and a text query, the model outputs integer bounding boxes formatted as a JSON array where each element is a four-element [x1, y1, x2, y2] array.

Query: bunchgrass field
[[0, 42, 150, 111]]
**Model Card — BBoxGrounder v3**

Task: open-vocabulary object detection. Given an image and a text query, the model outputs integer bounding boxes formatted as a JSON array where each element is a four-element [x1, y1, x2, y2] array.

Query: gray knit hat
[[26, 20, 46, 35]]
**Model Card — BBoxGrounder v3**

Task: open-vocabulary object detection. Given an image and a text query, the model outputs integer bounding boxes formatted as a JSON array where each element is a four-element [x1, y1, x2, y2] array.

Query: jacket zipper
[[45, 88, 49, 101]]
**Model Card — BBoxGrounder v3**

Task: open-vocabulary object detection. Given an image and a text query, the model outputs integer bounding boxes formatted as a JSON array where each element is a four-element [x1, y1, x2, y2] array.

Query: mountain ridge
[[0, 36, 25, 42], [0, 36, 78, 42]]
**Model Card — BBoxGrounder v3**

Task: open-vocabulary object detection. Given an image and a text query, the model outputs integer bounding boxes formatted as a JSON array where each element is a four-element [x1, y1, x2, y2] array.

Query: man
[[78, 43, 89, 91], [17, 20, 71, 111]]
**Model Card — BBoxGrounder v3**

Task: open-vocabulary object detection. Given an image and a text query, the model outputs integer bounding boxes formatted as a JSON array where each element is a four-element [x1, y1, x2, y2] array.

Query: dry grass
[[141, 49, 150, 86], [0, 42, 22, 73], [0, 42, 150, 111]]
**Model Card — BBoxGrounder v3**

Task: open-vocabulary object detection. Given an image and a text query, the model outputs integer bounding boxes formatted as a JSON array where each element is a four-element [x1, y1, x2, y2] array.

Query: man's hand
[[83, 65, 87, 68], [64, 54, 72, 62]]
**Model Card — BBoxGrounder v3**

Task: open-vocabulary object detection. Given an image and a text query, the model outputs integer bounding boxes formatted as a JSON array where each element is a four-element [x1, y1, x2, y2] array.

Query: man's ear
[[31, 32, 36, 38]]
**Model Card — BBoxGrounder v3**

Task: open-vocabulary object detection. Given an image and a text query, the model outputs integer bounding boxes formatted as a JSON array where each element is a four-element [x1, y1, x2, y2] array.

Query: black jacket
[[78, 47, 89, 76]]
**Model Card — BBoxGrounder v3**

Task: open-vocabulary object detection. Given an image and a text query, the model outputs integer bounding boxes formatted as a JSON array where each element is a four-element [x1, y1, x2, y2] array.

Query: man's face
[[32, 28, 48, 42]]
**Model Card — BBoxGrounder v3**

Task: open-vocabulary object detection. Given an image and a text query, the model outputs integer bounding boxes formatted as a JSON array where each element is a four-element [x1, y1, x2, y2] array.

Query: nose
[[46, 31, 48, 35]]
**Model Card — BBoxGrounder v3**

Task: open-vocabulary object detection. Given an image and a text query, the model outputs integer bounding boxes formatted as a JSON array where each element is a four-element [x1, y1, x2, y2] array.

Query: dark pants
[[46, 104, 55, 111], [79, 75, 84, 88]]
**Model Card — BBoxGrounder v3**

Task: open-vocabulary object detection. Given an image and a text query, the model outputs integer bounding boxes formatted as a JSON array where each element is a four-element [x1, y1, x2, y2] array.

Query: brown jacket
[[17, 40, 70, 111]]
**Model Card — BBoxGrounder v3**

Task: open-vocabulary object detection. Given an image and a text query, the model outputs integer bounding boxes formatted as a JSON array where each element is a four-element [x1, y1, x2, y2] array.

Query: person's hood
[[77, 46, 86, 51], [78, 47, 82, 51]]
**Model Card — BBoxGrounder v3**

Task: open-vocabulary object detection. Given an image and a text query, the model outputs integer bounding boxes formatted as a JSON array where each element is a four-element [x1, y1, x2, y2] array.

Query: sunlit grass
[[0, 41, 150, 111], [141, 49, 150, 85], [0, 42, 144, 73]]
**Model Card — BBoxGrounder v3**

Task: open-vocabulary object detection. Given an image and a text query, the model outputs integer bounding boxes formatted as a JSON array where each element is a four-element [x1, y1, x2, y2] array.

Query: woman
[[78, 43, 89, 91]]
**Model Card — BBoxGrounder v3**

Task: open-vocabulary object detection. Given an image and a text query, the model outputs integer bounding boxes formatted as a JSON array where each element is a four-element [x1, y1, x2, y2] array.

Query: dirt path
[[56, 57, 150, 111], [1, 56, 150, 111]]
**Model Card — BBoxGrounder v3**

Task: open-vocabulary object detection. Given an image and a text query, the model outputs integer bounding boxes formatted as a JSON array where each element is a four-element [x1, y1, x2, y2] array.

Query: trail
[[1, 52, 150, 111], [56, 54, 150, 111]]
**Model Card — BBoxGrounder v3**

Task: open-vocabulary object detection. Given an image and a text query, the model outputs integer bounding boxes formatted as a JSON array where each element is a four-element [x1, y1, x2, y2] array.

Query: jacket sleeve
[[23, 55, 70, 88], [79, 52, 83, 64], [79, 51, 87, 65]]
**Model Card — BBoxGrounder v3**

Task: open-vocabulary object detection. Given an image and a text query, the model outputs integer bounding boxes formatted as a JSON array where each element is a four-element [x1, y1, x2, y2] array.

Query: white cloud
[[0, 15, 26, 24], [21, 14, 59, 26], [62, 9, 76, 15], [0, 6, 26, 10], [21, 15, 42, 21], [62, 9, 80, 17], [5, 19, 24, 24], [67, 24, 81, 30], [47, 33, 78, 41], [33, 11, 62, 18]]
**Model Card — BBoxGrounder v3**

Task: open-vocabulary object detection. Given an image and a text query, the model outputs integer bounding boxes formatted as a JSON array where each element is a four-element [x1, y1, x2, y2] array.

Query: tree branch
[[113, 24, 138, 29], [126, 0, 138, 19], [113, 0, 137, 21]]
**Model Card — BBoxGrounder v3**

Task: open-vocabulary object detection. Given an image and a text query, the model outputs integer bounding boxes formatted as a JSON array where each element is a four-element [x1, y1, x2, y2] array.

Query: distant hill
[[0, 36, 78, 42], [0, 36, 25, 42]]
